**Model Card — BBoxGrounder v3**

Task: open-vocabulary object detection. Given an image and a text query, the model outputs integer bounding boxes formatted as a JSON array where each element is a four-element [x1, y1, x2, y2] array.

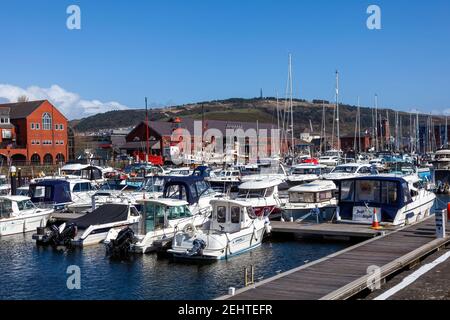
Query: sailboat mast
[[335, 70, 340, 151], [289, 54, 294, 153], [145, 97, 149, 162], [374, 94, 378, 152]]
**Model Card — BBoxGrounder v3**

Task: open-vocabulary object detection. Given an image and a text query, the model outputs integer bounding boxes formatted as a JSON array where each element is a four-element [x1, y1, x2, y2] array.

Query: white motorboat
[[207, 168, 242, 191], [0, 196, 53, 236], [33, 203, 140, 247], [318, 155, 340, 167], [282, 180, 338, 223], [432, 148, 450, 193], [337, 174, 436, 226], [240, 163, 288, 183], [235, 179, 284, 218], [286, 164, 328, 187], [168, 199, 271, 260], [105, 198, 209, 255], [322, 163, 376, 182]]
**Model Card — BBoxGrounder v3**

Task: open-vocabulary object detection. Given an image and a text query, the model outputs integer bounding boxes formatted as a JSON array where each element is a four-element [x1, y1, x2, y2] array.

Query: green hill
[[70, 97, 444, 137]]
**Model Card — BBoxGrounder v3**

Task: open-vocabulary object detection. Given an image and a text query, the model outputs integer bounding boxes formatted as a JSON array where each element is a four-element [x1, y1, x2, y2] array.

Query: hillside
[[70, 98, 445, 136]]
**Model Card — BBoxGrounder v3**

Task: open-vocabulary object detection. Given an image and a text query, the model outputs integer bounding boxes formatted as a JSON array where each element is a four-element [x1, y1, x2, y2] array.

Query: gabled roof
[[0, 100, 46, 119]]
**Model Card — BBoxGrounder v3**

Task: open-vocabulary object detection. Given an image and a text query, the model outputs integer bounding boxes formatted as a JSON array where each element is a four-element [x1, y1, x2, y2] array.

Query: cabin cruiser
[[322, 163, 377, 182], [207, 168, 242, 192], [282, 180, 338, 223], [0, 196, 54, 236], [28, 179, 97, 210], [235, 179, 284, 219], [66, 175, 166, 213], [168, 199, 271, 260], [61, 163, 109, 185], [240, 163, 288, 184], [337, 174, 435, 226], [286, 164, 328, 187], [162, 176, 220, 216], [33, 203, 140, 247], [105, 198, 209, 256], [432, 148, 450, 193]]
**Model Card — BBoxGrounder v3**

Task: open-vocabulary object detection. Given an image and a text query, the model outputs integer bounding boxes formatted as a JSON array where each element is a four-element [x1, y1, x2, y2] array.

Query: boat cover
[[72, 204, 129, 229]]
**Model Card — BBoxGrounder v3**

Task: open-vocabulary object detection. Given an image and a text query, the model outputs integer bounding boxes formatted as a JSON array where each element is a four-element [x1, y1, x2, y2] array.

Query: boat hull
[[0, 212, 51, 236]]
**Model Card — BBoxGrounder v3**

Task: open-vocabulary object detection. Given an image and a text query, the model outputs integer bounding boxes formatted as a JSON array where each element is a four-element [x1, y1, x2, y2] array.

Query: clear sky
[[0, 0, 449, 119]]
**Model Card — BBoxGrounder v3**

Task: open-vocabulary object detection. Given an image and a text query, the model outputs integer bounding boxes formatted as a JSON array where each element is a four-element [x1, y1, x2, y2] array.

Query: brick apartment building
[[0, 100, 68, 165]]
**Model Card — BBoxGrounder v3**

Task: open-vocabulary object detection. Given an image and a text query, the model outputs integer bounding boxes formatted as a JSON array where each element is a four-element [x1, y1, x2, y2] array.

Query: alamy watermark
[[367, 5, 382, 30], [66, 265, 81, 290], [66, 5, 81, 30]]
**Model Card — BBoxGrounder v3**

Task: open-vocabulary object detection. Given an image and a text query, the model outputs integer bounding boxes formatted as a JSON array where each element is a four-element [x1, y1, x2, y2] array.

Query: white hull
[[169, 223, 267, 260], [0, 211, 51, 236]]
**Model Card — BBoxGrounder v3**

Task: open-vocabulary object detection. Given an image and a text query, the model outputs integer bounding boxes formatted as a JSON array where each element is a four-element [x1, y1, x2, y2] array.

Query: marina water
[[1, 196, 447, 300]]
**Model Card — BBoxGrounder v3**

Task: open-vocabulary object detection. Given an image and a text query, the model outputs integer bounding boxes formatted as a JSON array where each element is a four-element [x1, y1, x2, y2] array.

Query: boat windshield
[[167, 205, 192, 219], [0, 199, 12, 218], [340, 180, 400, 205], [141, 177, 165, 193], [17, 200, 36, 211], [332, 166, 358, 174], [292, 168, 319, 175], [238, 188, 266, 198]]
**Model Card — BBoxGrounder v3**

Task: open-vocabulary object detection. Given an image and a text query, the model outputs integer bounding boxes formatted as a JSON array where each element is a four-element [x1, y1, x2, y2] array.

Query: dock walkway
[[218, 216, 450, 300]]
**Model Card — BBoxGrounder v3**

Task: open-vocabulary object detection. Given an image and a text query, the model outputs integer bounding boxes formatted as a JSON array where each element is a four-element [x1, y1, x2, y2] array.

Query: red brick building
[[0, 100, 68, 165]]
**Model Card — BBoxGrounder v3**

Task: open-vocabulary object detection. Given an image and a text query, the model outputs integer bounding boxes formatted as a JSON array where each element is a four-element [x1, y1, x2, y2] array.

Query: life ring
[[183, 223, 197, 238]]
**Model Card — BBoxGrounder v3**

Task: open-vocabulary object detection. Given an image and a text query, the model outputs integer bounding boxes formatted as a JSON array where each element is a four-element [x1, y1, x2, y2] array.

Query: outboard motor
[[106, 227, 135, 259], [186, 238, 206, 257], [38, 223, 77, 247]]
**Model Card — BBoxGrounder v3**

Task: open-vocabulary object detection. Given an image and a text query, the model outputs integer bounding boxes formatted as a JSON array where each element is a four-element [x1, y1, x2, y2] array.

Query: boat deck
[[218, 215, 450, 300]]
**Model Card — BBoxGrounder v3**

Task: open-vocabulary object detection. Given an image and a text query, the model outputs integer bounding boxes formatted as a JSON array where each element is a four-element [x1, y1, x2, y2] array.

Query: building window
[[1, 117, 9, 124], [31, 123, 35, 130], [36, 123, 40, 130], [36, 140, 40, 145], [60, 124, 64, 130], [2, 130, 12, 139], [31, 140, 35, 145], [55, 124, 59, 130], [42, 113, 52, 130], [60, 140, 64, 145]]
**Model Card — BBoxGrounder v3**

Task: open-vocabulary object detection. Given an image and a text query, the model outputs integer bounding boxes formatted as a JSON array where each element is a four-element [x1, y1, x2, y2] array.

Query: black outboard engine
[[106, 227, 135, 259], [186, 239, 206, 257], [37, 223, 77, 247]]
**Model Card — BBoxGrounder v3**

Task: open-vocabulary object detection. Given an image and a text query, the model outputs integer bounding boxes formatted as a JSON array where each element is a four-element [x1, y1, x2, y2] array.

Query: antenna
[[335, 70, 340, 151]]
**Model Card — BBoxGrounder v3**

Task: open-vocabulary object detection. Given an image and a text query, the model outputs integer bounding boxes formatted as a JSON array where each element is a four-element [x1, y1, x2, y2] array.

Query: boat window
[[0, 199, 12, 218], [231, 206, 241, 223], [358, 166, 371, 174], [333, 166, 357, 173], [402, 182, 412, 203], [166, 184, 188, 201], [318, 191, 333, 201], [195, 181, 210, 197], [130, 206, 140, 217], [381, 181, 398, 205], [32, 186, 46, 198], [168, 205, 191, 219], [340, 180, 354, 202], [145, 203, 165, 231], [355, 180, 381, 203], [238, 188, 265, 198], [217, 206, 226, 223], [232, 172, 240, 176], [17, 200, 35, 211], [73, 183, 90, 192], [292, 192, 315, 203], [0, 177, 7, 185], [265, 187, 274, 197]]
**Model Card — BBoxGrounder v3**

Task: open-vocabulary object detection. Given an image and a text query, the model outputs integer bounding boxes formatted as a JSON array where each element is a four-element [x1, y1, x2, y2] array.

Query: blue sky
[[0, 0, 449, 118]]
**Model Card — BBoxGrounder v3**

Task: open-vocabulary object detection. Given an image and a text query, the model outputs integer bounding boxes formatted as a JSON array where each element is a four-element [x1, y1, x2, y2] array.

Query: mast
[[374, 94, 379, 152], [289, 54, 294, 154], [354, 97, 360, 153], [416, 111, 419, 153], [445, 115, 448, 147], [145, 97, 149, 162], [335, 70, 340, 151], [321, 101, 327, 154]]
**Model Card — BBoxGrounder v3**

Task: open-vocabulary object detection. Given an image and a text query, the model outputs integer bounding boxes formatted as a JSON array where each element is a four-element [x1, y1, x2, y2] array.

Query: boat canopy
[[288, 180, 336, 193], [238, 179, 283, 190], [163, 176, 214, 205], [29, 180, 72, 205], [337, 176, 412, 222], [71, 204, 131, 229]]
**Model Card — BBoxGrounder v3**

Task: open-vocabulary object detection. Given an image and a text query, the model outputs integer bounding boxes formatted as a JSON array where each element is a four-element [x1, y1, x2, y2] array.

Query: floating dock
[[218, 215, 450, 300], [271, 221, 388, 239]]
